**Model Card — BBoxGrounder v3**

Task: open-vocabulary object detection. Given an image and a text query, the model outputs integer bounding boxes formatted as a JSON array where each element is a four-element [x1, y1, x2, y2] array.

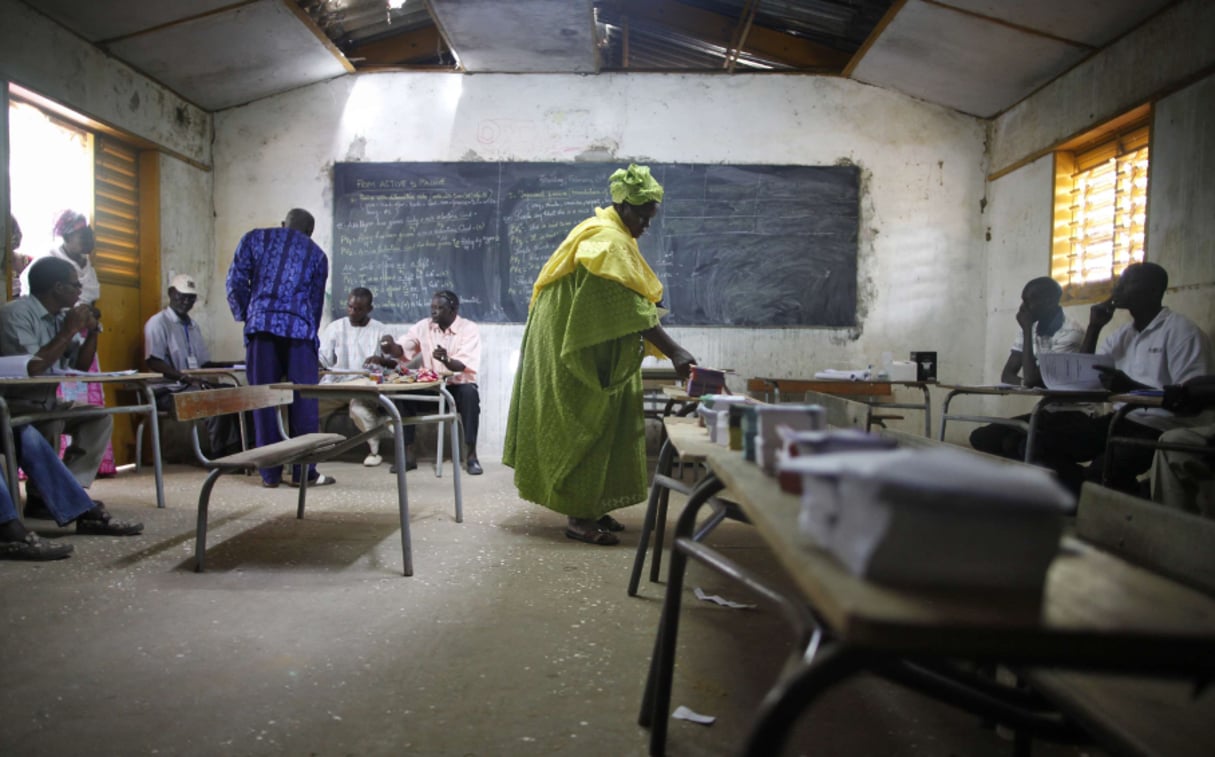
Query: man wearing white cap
[[144, 274, 241, 454]]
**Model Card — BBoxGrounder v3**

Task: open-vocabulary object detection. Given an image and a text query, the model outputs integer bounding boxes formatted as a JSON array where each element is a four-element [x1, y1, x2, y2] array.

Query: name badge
[[187, 356, 200, 369]]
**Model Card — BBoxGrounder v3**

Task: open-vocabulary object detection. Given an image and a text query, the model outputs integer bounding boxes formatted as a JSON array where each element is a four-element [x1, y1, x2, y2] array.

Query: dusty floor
[[0, 458, 1099, 756]]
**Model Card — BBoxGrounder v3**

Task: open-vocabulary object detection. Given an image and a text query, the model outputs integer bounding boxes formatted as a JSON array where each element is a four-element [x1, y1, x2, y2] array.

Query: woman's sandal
[[564, 526, 620, 546], [596, 514, 625, 532]]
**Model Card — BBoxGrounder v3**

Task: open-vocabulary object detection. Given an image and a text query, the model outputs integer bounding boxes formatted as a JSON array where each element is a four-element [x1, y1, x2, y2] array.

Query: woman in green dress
[[504, 165, 697, 545]]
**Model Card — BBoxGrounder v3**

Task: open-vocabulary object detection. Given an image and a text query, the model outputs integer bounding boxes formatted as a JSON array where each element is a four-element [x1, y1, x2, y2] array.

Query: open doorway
[[7, 89, 149, 467]]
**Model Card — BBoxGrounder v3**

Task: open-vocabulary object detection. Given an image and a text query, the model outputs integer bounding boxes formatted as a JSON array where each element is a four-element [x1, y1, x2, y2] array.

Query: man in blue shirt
[[145, 273, 241, 456], [226, 208, 332, 488]]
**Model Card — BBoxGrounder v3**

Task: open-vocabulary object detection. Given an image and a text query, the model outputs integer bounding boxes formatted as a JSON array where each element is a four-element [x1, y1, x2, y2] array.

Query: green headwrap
[[609, 164, 664, 205]]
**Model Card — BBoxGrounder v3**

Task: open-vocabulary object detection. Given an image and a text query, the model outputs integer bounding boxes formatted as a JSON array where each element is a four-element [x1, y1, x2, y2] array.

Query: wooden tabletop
[[663, 416, 725, 462], [660, 385, 695, 402], [698, 439, 1215, 670], [0, 371, 163, 386], [271, 380, 442, 395], [936, 383, 1109, 400]]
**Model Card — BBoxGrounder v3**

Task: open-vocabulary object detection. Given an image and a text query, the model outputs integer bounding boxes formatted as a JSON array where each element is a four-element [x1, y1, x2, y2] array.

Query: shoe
[[0, 532, 74, 560], [465, 458, 483, 476], [286, 474, 337, 487], [363, 454, 383, 467], [261, 479, 280, 488], [22, 495, 55, 521], [76, 516, 144, 536], [564, 526, 620, 546], [596, 514, 625, 532], [389, 459, 418, 474]]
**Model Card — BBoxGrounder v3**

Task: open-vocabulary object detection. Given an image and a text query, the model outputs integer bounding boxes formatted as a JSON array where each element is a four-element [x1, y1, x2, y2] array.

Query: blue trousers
[[0, 425, 95, 526], [246, 333, 320, 485]]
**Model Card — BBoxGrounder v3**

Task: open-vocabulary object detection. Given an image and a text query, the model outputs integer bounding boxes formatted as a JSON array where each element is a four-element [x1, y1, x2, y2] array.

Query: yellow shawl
[[530, 206, 664, 307]]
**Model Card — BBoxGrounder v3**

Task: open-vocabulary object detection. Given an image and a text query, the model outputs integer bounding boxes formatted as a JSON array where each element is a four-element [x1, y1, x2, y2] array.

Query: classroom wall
[[0, 0, 217, 319], [210, 72, 989, 455], [980, 0, 1215, 426]]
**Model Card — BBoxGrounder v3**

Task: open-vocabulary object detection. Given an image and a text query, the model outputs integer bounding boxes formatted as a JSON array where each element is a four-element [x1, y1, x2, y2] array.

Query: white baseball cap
[[170, 274, 198, 295]]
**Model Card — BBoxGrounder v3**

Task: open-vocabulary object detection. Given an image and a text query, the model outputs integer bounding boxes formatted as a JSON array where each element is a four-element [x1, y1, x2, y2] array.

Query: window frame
[[1050, 105, 1153, 305]]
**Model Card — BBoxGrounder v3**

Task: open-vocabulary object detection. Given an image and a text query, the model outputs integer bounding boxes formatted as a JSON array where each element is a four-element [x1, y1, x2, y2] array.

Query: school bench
[[171, 385, 376, 572], [1020, 484, 1215, 757]]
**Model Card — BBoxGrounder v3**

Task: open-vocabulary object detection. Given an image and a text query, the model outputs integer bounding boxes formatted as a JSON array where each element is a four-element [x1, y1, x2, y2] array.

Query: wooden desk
[[0, 372, 167, 509], [639, 426, 1215, 755], [937, 384, 1109, 461], [749, 377, 933, 437], [134, 367, 250, 469], [270, 380, 462, 576]]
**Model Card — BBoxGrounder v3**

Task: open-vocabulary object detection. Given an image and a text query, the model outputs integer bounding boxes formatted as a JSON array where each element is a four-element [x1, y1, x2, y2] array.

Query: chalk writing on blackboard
[[332, 162, 858, 326]]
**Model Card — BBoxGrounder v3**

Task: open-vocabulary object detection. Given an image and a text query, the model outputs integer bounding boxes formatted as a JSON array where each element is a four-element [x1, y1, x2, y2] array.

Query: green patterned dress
[[504, 265, 659, 518]]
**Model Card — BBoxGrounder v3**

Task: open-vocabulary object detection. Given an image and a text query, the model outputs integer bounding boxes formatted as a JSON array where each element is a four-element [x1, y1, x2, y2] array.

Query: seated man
[[0, 257, 115, 509], [0, 423, 142, 560], [970, 277, 1088, 460], [144, 273, 242, 456], [377, 290, 483, 475], [318, 287, 392, 466], [1037, 262, 1213, 495], [1151, 376, 1215, 518]]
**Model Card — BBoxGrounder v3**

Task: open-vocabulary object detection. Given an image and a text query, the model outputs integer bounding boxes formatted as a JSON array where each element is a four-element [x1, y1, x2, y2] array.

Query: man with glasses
[[0, 257, 141, 534]]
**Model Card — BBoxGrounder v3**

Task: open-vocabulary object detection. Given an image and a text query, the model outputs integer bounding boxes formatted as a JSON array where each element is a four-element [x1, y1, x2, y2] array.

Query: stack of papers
[[814, 368, 871, 381]]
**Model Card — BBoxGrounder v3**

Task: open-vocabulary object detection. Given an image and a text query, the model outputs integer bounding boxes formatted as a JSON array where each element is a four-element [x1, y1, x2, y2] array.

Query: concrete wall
[[980, 0, 1215, 425], [1, 0, 216, 317], [0, 0, 211, 166], [211, 72, 989, 455]]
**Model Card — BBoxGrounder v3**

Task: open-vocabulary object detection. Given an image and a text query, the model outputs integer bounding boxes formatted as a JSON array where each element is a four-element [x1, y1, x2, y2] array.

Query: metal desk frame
[[0, 373, 166, 510], [271, 380, 463, 576], [938, 385, 1108, 463], [638, 435, 1215, 756]]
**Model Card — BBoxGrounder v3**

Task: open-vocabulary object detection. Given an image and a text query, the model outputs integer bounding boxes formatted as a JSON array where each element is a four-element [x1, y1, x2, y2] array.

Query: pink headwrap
[[53, 209, 89, 238]]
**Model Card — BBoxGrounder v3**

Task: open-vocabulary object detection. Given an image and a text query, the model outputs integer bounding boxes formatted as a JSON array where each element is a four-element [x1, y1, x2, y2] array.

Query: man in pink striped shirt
[[381, 290, 483, 475]]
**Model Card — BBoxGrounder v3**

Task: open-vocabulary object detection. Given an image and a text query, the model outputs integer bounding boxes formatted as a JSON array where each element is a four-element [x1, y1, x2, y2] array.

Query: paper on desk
[[672, 706, 716, 725], [1037, 353, 1114, 391], [814, 368, 871, 381], [0, 355, 33, 378], [693, 586, 756, 610]]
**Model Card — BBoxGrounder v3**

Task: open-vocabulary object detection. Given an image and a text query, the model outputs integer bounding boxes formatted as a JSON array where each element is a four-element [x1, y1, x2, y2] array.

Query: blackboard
[[331, 162, 858, 327]]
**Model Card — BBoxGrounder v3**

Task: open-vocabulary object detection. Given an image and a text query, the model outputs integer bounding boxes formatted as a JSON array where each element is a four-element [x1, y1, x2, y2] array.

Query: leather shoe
[[389, 458, 418, 474], [465, 458, 483, 476]]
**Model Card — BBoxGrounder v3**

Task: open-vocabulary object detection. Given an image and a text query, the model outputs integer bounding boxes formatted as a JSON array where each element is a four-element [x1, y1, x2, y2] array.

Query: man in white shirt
[[1040, 263, 1214, 495], [318, 288, 392, 466], [376, 290, 483, 475], [970, 277, 1088, 460]]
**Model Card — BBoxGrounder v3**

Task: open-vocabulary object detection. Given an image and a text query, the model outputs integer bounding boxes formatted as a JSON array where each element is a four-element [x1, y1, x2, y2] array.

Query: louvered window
[[1052, 122, 1150, 303], [93, 135, 140, 286]]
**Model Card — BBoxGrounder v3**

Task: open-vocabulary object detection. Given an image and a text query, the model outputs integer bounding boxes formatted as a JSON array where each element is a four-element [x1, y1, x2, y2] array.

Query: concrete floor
[[0, 458, 1101, 756]]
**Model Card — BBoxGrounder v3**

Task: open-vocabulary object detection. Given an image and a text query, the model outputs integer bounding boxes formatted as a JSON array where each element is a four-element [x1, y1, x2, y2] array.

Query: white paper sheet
[[672, 706, 716, 725], [814, 368, 871, 381], [1037, 353, 1114, 391], [693, 586, 756, 610], [0, 355, 33, 378]]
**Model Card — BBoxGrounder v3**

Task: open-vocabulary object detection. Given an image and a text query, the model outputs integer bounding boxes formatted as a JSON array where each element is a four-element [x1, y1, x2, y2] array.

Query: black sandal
[[596, 514, 626, 532], [0, 533, 74, 561], [565, 525, 620, 546]]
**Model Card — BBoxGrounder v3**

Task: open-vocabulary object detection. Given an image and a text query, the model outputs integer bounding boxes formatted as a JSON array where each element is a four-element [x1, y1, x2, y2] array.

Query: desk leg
[[640, 473, 725, 755], [0, 397, 19, 511], [439, 385, 463, 523], [920, 385, 932, 438], [378, 396, 413, 576], [741, 645, 868, 757], [629, 438, 675, 596], [939, 389, 962, 441], [1025, 399, 1049, 464], [143, 386, 166, 509]]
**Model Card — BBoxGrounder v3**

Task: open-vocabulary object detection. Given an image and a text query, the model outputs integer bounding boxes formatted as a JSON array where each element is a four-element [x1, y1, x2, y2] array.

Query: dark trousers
[[1039, 412, 1161, 496], [401, 383, 480, 451], [969, 410, 1093, 461], [246, 334, 320, 484]]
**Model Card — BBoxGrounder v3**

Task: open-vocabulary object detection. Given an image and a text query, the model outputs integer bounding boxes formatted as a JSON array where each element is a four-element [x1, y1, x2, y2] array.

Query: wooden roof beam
[[603, 0, 850, 70], [347, 26, 448, 66]]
